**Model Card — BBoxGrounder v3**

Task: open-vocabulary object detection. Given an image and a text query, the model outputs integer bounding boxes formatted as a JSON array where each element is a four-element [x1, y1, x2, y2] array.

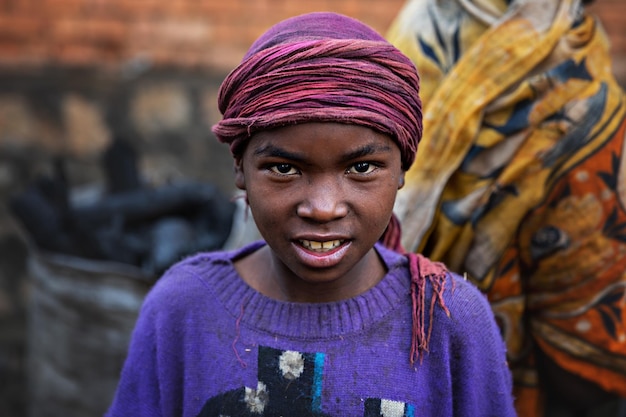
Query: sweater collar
[[211, 241, 410, 340]]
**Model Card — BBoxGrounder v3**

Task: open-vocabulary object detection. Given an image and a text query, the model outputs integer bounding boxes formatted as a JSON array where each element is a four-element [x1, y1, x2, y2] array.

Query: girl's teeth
[[301, 240, 342, 252]]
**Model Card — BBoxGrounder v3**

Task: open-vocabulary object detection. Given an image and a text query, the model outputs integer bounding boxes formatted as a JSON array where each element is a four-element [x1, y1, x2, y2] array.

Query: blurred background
[[0, 1, 623, 416]]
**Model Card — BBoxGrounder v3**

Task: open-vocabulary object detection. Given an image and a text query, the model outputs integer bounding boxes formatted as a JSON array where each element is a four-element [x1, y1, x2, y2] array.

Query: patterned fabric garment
[[387, 0, 626, 415]]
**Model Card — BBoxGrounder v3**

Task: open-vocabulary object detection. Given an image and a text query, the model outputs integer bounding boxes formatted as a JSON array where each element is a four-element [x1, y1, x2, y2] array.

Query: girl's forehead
[[251, 122, 391, 144], [247, 122, 399, 159]]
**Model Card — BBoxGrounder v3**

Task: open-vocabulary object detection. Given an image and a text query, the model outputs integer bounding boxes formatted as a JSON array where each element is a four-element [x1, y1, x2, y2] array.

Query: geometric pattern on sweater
[[195, 346, 416, 417]]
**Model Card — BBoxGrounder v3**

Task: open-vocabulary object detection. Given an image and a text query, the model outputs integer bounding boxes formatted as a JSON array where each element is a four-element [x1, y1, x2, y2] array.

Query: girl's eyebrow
[[253, 143, 393, 162], [253, 144, 306, 162], [342, 144, 393, 161]]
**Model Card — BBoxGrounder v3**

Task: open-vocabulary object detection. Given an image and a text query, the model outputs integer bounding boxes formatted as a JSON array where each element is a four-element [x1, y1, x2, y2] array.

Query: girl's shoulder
[[141, 241, 266, 312], [375, 244, 497, 334], [375, 244, 491, 313], [444, 271, 492, 314], [157, 240, 265, 283]]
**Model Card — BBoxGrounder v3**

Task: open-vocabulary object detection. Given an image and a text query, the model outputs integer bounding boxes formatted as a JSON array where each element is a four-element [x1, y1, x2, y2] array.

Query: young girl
[[106, 12, 516, 417]]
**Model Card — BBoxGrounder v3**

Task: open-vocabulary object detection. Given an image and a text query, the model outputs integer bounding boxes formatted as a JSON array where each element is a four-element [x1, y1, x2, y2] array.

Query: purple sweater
[[106, 241, 516, 417]]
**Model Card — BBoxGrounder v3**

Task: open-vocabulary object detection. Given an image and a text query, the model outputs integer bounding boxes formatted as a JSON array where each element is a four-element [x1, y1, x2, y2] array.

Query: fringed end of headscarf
[[379, 215, 451, 365], [407, 252, 450, 365]]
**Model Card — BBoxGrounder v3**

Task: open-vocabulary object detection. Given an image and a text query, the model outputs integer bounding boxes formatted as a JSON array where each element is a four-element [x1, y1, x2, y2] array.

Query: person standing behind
[[387, 0, 626, 416], [105, 11, 516, 417]]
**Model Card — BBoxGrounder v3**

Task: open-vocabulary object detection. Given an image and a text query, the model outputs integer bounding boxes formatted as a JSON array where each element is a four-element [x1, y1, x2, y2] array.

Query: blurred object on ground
[[10, 137, 236, 277], [26, 250, 151, 417]]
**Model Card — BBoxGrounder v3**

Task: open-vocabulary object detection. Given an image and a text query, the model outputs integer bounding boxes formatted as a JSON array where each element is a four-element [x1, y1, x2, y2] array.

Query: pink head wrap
[[212, 12, 422, 170]]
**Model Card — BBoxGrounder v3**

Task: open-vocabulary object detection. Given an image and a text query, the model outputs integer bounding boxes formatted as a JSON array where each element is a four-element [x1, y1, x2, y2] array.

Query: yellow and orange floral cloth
[[387, 0, 626, 415]]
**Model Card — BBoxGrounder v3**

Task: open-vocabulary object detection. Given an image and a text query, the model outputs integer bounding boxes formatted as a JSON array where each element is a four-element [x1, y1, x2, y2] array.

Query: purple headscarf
[[212, 12, 422, 170]]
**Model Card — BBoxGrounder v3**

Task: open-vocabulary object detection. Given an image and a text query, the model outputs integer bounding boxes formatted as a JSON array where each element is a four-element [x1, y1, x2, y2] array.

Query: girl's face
[[234, 122, 405, 302]]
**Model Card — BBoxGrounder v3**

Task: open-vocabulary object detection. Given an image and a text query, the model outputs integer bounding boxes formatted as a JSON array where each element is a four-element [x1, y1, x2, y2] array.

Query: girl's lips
[[299, 239, 344, 252], [293, 239, 351, 268]]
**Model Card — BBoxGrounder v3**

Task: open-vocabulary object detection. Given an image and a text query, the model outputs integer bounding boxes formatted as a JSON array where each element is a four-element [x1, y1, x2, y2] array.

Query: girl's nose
[[296, 181, 348, 222]]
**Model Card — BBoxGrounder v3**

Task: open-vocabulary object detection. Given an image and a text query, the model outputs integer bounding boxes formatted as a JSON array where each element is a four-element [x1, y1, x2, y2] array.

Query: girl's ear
[[234, 157, 246, 190], [398, 172, 406, 189]]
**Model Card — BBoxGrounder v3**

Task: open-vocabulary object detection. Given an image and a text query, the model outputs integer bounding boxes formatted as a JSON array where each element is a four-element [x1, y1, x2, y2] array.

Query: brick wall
[[0, 0, 406, 72], [0, 0, 623, 77]]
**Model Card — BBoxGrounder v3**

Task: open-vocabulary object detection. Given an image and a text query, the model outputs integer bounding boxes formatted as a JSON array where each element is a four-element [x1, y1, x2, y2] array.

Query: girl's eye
[[270, 163, 299, 175], [348, 162, 376, 174]]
